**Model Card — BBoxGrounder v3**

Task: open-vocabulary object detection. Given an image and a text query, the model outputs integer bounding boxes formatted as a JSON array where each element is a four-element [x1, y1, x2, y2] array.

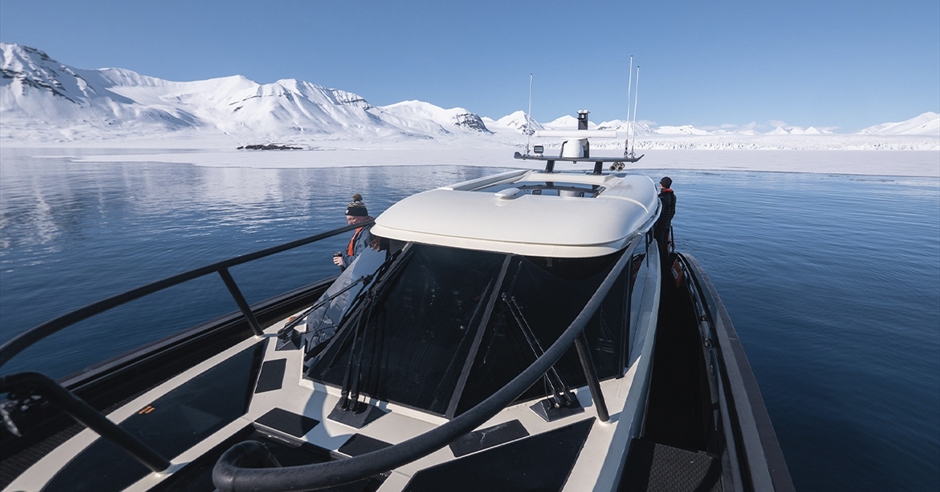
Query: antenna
[[631, 66, 640, 155], [627, 55, 633, 129], [525, 73, 533, 155], [625, 56, 633, 156]]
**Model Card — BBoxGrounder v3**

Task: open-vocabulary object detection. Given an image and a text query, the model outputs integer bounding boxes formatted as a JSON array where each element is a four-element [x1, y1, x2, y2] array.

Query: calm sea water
[[1, 149, 938, 491]]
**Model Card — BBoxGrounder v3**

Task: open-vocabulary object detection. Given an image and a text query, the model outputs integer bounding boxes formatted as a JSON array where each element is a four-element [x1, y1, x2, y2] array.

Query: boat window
[[304, 244, 627, 418], [452, 253, 624, 416], [476, 181, 604, 198], [302, 246, 389, 350], [306, 244, 506, 415]]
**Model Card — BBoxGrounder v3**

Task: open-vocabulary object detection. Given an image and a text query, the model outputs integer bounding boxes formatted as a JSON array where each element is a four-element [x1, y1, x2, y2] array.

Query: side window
[[303, 246, 388, 349], [305, 244, 506, 416]]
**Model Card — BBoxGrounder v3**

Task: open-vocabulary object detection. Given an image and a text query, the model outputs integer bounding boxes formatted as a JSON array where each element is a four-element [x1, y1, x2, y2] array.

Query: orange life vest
[[347, 227, 365, 257]]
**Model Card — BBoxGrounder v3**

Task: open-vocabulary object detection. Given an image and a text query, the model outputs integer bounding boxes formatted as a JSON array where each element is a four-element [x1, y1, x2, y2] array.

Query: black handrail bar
[[212, 234, 642, 492], [574, 332, 609, 422], [0, 220, 373, 369], [0, 372, 171, 472], [218, 267, 265, 337]]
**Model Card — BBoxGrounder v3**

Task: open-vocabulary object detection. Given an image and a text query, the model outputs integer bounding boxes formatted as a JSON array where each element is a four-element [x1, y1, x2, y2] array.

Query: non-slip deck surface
[[620, 438, 720, 492]]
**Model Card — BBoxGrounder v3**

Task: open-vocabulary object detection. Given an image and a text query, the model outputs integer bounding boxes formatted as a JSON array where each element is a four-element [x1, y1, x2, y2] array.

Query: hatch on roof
[[478, 181, 605, 198], [371, 173, 660, 258]]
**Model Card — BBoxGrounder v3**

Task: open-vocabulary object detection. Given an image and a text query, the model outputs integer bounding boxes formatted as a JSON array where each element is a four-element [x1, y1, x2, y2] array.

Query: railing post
[[218, 268, 264, 337], [0, 373, 171, 473], [574, 332, 610, 422]]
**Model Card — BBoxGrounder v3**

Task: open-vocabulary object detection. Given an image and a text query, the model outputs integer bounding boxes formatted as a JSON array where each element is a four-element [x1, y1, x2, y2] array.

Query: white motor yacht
[[0, 112, 793, 492]]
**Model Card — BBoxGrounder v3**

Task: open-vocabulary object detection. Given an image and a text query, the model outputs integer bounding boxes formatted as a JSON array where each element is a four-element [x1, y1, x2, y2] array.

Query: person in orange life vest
[[653, 176, 676, 262], [333, 194, 375, 269]]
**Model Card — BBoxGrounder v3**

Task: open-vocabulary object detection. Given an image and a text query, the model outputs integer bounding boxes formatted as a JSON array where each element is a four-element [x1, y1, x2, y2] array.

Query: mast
[[631, 66, 640, 155], [526, 73, 533, 155], [624, 55, 633, 140]]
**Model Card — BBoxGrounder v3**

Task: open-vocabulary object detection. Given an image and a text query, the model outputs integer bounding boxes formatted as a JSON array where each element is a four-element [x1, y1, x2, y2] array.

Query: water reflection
[[0, 150, 506, 378], [1, 150, 938, 491]]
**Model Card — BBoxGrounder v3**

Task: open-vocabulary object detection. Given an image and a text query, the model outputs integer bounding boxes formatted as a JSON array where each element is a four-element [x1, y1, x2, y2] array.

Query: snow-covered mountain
[[2, 43, 937, 149], [379, 100, 491, 135], [857, 112, 940, 136], [0, 43, 492, 143], [0, 44, 200, 132], [483, 110, 544, 135], [595, 119, 654, 136]]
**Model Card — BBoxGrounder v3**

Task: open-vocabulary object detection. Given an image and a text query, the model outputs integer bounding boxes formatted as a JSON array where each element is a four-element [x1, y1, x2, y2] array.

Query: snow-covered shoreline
[[3, 130, 938, 152], [4, 145, 937, 178]]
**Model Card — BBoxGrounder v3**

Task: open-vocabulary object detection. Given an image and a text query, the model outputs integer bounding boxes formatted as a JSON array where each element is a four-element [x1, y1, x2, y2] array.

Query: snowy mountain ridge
[[1, 43, 490, 143], [2, 43, 937, 150]]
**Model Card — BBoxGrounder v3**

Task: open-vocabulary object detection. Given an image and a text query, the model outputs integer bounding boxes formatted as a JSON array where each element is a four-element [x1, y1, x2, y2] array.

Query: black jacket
[[658, 189, 676, 222]]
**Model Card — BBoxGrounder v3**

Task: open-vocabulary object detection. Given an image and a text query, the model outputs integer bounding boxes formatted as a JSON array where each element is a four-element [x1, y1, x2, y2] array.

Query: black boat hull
[[621, 252, 794, 492]]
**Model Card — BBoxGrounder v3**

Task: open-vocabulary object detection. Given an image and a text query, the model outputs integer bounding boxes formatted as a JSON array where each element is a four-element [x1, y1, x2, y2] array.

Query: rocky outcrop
[[454, 112, 490, 133]]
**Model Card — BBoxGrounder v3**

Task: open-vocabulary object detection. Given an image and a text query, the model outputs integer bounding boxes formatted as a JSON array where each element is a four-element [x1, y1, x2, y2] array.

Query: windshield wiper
[[338, 292, 376, 412], [304, 247, 411, 364], [277, 274, 374, 341], [332, 247, 414, 412], [501, 293, 576, 409], [334, 246, 413, 332]]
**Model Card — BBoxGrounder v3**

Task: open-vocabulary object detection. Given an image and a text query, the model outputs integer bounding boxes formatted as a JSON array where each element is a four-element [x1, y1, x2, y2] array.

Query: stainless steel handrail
[[0, 222, 372, 481], [0, 221, 372, 368], [0, 372, 171, 472]]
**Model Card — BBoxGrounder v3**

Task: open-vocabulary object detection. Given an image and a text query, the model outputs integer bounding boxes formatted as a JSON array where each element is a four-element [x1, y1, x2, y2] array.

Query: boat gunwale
[[0, 222, 364, 489], [0, 278, 338, 490], [678, 252, 796, 492]]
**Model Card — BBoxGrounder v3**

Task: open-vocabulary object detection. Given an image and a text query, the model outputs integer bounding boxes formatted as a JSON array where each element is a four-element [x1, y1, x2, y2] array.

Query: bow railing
[[0, 220, 372, 369], [211, 234, 644, 492], [0, 221, 372, 473]]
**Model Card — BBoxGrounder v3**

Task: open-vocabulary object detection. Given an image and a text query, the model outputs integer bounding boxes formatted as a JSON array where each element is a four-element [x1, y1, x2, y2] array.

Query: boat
[[0, 112, 794, 492]]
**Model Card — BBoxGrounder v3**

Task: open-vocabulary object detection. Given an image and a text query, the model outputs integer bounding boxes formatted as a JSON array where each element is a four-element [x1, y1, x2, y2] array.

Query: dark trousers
[[654, 220, 672, 266]]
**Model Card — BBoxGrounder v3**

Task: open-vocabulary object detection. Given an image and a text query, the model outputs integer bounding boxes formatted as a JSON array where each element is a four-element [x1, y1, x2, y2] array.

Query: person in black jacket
[[653, 176, 676, 263]]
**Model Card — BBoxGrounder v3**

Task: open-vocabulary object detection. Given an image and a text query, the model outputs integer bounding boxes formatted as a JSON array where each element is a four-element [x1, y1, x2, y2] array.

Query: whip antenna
[[625, 56, 633, 155], [526, 73, 533, 155], [631, 66, 640, 155]]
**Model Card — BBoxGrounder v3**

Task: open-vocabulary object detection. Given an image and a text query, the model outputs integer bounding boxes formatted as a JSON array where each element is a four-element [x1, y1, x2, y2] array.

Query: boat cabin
[[303, 169, 661, 422]]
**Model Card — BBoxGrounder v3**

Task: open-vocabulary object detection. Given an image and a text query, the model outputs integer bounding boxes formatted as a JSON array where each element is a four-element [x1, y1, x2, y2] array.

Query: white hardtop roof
[[371, 170, 661, 258]]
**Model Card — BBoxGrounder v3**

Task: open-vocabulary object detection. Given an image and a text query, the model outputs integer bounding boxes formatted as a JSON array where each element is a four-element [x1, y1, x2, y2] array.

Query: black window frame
[[304, 242, 634, 418]]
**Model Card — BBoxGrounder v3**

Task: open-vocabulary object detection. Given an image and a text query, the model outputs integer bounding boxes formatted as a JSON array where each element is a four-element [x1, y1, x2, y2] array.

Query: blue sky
[[2, 0, 938, 132]]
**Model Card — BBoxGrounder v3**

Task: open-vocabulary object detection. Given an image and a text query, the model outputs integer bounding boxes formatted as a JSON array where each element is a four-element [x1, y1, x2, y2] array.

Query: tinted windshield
[[305, 243, 625, 417], [452, 253, 625, 416]]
